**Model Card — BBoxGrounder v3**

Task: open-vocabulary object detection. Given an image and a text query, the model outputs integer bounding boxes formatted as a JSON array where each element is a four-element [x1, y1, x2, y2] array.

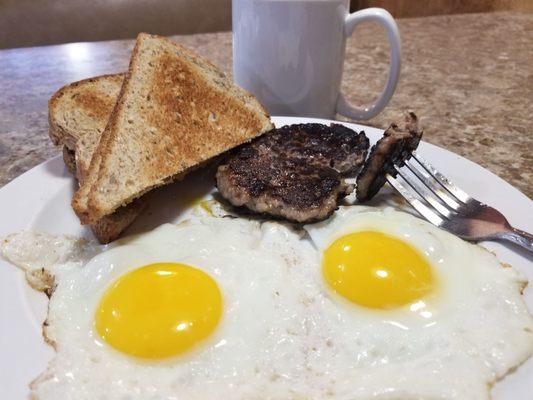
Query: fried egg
[[2, 207, 532, 400], [303, 206, 533, 398], [2, 218, 316, 399]]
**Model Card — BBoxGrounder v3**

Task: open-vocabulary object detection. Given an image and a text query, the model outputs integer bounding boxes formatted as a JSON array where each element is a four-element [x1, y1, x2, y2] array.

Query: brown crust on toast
[[91, 198, 148, 243]]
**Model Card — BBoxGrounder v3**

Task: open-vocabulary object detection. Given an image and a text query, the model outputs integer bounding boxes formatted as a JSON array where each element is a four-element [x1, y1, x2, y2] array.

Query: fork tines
[[385, 152, 471, 226], [411, 153, 471, 203]]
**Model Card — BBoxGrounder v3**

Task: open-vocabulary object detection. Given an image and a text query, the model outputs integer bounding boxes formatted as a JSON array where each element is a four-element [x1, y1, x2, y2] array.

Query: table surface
[[0, 12, 531, 198]]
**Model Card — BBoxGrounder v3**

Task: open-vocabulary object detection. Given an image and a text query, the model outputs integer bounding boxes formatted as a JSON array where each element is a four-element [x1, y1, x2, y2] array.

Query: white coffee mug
[[232, 0, 401, 120]]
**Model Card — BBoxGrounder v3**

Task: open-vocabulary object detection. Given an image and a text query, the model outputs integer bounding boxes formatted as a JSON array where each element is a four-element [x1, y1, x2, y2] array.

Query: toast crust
[[91, 199, 148, 243]]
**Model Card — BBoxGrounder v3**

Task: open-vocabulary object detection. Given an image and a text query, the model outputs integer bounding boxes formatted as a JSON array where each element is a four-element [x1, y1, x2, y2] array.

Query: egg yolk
[[95, 263, 222, 359], [322, 231, 434, 309]]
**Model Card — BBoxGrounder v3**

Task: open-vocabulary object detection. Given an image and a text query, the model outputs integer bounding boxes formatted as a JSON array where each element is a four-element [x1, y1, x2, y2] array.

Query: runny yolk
[[322, 231, 434, 309], [95, 263, 222, 359]]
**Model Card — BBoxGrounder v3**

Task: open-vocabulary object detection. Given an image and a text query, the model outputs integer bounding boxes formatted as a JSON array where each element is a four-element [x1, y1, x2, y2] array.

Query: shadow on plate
[[124, 166, 217, 236]]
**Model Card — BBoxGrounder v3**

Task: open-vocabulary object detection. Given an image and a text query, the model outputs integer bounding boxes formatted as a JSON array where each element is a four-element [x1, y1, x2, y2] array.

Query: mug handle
[[336, 8, 401, 120]]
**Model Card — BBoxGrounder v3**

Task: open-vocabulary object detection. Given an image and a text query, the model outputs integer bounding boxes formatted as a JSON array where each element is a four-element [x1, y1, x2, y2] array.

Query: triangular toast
[[73, 33, 273, 224]]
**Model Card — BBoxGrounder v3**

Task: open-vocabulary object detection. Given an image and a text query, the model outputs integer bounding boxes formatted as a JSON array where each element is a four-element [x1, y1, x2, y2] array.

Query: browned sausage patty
[[216, 123, 369, 223]]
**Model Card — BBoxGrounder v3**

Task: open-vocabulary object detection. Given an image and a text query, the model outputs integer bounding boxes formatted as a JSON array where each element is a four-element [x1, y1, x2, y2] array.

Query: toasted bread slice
[[73, 33, 273, 224], [49, 74, 124, 181], [49, 75, 147, 243]]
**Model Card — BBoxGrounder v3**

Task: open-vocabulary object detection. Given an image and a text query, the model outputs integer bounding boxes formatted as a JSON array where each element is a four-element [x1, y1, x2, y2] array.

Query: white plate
[[1, 116, 532, 399]]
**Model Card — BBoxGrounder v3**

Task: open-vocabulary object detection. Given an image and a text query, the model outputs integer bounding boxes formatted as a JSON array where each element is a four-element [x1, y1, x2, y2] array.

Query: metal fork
[[385, 152, 533, 253]]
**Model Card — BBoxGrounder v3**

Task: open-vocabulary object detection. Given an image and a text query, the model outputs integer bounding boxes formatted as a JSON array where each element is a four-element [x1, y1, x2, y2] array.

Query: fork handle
[[495, 227, 533, 253]]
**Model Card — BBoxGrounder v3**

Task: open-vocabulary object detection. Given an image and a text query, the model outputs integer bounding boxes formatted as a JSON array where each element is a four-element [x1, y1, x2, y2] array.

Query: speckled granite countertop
[[0, 12, 531, 197]]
